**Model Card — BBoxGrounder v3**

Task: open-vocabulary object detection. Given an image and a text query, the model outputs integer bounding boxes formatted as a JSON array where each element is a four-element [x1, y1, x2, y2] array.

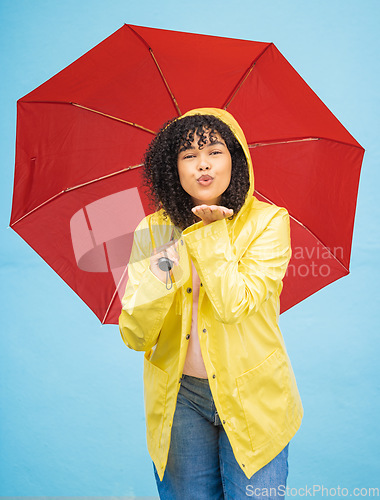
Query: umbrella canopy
[[10, 24, 364, 324]]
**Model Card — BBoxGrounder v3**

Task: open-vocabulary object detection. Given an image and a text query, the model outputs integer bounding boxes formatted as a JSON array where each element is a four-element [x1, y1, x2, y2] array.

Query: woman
[[119, 108, 303, 499]]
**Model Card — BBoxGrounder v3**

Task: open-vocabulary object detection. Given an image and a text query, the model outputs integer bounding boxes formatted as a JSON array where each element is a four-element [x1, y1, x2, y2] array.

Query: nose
[[198, 157, 210, 170]]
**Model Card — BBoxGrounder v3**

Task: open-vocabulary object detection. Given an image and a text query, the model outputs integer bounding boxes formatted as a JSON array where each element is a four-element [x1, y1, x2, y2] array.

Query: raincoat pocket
[[143, 350, 169, 448], [236, 349, 291, 450]]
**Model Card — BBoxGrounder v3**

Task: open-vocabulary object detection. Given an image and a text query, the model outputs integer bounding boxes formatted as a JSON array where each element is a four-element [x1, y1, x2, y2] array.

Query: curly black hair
[[142, 114, 250, 230]]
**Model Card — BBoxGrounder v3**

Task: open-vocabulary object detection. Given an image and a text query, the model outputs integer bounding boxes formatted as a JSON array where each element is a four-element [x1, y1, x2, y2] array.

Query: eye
[[183, 153, 196, 160], [210, 150, 222, 155]]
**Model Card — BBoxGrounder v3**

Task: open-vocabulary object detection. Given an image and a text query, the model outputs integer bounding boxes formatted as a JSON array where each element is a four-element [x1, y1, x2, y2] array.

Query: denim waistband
[[181, 374, 209, 384]]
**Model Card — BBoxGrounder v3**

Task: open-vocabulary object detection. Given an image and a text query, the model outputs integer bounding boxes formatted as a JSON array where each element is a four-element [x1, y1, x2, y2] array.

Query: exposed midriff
[[182, 260, 208, 379]]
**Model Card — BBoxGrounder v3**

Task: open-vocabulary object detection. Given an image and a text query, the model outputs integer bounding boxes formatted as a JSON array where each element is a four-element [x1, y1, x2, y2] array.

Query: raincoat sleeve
[[183, 207, 291, 324], [119, 218, 177, 351]]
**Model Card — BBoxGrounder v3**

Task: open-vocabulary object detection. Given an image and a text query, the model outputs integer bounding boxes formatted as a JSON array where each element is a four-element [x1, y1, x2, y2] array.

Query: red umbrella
[[10, 24, 364, 324]]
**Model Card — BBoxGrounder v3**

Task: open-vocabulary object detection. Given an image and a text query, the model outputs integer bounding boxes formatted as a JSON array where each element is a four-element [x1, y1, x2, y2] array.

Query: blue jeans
[[153, 374, 289, 499]]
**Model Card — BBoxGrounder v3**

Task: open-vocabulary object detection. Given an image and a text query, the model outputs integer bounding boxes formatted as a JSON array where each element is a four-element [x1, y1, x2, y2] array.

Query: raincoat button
[[200, 283, 203, 287], [186, 334, 190, 340], [212, 374, 216, 379], [187, 287, 192, 293], [223, 420, 226, 424], [202, 328, 207, 333]]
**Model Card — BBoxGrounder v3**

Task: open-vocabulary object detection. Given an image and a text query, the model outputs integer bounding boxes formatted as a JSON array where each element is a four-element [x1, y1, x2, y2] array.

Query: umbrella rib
[[248, 136, 364, 150], [248, 137, 320, 147], [10, 164, 143, 226], [126, 24, 182, 116], [19, 100, 156, 135], [149, 50, 182, 116], [63, 164, 143, 191], [254, 189, 350, 274], [102, 264, 129, 324], [71, 103, 156, 134], [223, 43, 273, 110]]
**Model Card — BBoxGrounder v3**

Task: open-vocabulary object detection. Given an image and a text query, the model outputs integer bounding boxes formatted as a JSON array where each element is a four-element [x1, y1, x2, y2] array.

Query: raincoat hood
[[177, 107, 254, 215]]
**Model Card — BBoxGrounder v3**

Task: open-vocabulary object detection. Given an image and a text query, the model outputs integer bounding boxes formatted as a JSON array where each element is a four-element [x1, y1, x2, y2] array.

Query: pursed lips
[[197, 175, 213, 182]]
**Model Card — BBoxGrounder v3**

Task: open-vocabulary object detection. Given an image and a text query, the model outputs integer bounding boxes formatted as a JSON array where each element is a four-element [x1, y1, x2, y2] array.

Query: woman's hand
[[192, 205, 233, 225], [150, 240, 179, 283]]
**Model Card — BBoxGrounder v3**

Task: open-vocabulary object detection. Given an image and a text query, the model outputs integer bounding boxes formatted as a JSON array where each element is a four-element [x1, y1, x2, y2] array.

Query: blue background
[[1, 0, 379, 497]]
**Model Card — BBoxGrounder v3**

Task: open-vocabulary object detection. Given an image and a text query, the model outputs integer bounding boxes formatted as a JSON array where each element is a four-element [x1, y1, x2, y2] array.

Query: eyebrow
[[181, 140, 227, 152]]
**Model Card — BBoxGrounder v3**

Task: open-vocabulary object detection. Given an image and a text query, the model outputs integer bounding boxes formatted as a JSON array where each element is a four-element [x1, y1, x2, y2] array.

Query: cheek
[[177, 164, 184, 183], [177, 166, 191, 191], [223, 161, 232, 187]]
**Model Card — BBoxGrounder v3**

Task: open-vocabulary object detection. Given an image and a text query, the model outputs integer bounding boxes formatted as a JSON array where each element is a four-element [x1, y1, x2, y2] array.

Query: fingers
[[192, 204, 233, 214], [192, 205, 234, 220], [154, 240, 178, 254], [152, 240, 179, 266], [164, 246, 179, 266], [221, 207, 234, 217]]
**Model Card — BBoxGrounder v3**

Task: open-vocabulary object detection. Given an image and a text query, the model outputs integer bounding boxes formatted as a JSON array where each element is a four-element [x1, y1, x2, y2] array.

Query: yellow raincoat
[[119, 108, 303, 481]]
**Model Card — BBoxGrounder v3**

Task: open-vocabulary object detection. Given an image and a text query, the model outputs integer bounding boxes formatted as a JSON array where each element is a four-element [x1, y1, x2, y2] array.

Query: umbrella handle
[[157, 256, 174, 290], [158, 256, 173, 272]]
